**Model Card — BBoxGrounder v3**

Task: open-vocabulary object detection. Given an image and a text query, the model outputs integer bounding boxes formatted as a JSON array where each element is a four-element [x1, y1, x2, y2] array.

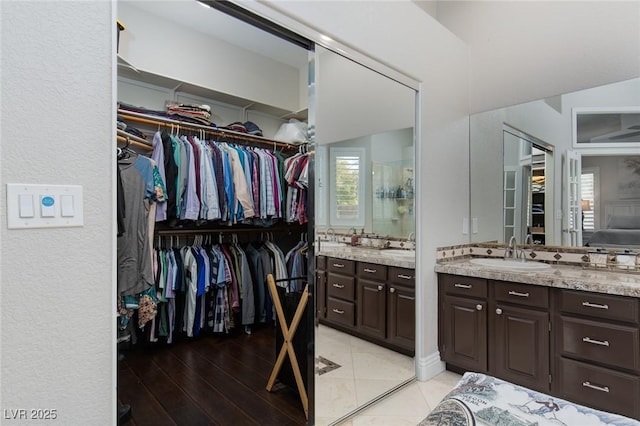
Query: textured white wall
[[436, 1, 640, 114], [0, 1, 115, 424], [118, 2, 303, 112]]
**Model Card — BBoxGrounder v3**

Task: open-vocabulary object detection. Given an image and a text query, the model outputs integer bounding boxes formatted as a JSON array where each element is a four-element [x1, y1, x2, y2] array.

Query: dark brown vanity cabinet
[[325, 258, 356, 329], [316, 256, 327, 320], [438, 274, 488, 373], [357, 262, 387, 340], [491, 281, 550, 393], [318, 256, 415, 354], [439, 274, 550, 389], [386, 267, 416, 352], [439, 273, 640, 420], [556, 289, 640, 419]]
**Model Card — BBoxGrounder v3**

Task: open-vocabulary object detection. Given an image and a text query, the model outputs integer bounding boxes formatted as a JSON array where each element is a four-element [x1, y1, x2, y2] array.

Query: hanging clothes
[[117, 152, 166, 296], [285, 239, 309, 293], [283, 150, 310, 224], [145, 235, 295, 341], [148, 134, 301, 227]]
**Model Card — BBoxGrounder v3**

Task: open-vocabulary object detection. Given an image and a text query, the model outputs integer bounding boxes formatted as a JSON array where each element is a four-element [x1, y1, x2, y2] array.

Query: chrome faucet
[[524, 234, 533, 245], [407, 232, 415, 242], [505, 236, 517, 260], [505, 236, 526, 261], [325, 227, 335, 242]]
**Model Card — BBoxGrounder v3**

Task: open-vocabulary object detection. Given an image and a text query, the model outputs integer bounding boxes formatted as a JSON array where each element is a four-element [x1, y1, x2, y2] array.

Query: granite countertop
[[435, 258, 640, 298], [316, 245, 416, 269]]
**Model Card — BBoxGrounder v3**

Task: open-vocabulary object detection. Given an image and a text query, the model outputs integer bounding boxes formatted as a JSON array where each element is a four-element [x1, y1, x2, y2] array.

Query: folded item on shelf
[[224, 122, 248, 133], [274, 119, 309, 144], [118, 102, 166, 117], [166, 102, 213, 126], [243, 121, 263, 136]]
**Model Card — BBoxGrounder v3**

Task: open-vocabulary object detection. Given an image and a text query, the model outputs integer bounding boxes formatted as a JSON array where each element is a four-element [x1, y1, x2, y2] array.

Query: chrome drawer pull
[[332, 263, 345, 268], [454, 283, 472, 289], [332, 308, 345, 315], [398, 274, 413, 280], [582, 301, 609, 310], [508, 291, 529, 298], [332, 283, 345, 289], [364, 268, 377, 273], [377, 285, 384, 291], [582, 381, 610, 393], [582, 337, 610, 347]]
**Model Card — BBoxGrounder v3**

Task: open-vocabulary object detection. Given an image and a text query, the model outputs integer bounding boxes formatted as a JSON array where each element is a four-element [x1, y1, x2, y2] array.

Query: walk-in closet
[[116, 2, 314, 424]]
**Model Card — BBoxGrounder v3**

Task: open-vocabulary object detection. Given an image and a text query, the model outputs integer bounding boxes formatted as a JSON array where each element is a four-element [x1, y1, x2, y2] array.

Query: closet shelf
[[117, 129, 152, 150], [118, 108, 304, 152], [155, 222, 306, 236]]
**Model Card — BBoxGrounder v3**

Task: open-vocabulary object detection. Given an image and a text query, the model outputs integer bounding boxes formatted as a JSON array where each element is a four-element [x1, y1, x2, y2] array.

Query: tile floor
[[315, 325, 461, 425]]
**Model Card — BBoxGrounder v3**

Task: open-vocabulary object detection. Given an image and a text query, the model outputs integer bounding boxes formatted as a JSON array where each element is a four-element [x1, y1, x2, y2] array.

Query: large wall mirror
[[470, 77, 640, 248], [314, 45, 416, 424]]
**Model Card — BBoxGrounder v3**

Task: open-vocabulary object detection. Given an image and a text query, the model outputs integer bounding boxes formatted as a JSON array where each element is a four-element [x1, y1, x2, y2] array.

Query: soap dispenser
[[351, 229, 359, 246]]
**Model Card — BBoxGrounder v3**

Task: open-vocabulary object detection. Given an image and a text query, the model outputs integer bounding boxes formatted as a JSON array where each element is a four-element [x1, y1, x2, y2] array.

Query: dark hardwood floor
[[118, 325, 307, 426]]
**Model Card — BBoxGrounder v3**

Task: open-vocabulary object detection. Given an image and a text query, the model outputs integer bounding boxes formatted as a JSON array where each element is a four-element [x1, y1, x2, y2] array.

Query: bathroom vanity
[[316, 247, 416, 355], [435, 259, 640, 419]]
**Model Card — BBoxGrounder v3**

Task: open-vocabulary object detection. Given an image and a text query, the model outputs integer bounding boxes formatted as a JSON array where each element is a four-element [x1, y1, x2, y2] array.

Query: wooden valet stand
[[265, 274, 309, 419]]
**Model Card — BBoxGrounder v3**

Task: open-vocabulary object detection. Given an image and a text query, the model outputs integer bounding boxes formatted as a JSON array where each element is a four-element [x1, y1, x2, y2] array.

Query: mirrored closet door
[[314, 45, 417, 425]]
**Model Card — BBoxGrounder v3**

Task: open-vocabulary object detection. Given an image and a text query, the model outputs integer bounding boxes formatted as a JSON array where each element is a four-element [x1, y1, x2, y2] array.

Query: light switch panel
[[40, 195, 56, 217], [7, 184, 83, 229], [18, 194, 35, 218], [60, 195, 75, 217]]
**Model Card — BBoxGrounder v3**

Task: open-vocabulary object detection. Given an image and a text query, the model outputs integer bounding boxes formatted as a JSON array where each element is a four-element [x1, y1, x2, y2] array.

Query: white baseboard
[[416, 350, 445, 381]]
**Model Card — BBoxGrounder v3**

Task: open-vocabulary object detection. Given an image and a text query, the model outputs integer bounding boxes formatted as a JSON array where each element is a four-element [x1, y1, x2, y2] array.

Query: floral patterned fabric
[[420, 372, 639, 426]]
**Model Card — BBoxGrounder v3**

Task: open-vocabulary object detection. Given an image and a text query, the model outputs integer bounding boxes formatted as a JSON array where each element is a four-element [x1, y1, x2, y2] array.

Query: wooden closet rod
[[155, 226, 303, 236], [118, 109, 301, 151], [117, 129, 152, 150]]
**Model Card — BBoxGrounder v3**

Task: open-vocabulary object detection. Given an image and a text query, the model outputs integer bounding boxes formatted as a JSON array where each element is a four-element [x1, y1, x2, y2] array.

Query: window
[[330, 147, 365, 227], [581, 168, 599, 230]]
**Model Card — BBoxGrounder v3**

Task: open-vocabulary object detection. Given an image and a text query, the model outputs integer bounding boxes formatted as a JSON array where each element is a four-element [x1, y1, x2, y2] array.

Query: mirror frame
[[573, 106, 640, 149]]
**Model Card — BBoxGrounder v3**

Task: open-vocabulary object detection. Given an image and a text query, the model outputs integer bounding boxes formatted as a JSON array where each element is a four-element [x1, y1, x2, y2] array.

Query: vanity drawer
[[327, 258, 355, 275], [493, 281, 548, 309], [559, 316, 640, 371], [326, 297, 355, 327], [439, 274, 487, 298], [357, 262, 387, 281], [558, 357, 640, 419], [327, 272, 355, 301], [388, 267, 414, 286], [316, 256, 327, 271], [559, 289, 639, 324]]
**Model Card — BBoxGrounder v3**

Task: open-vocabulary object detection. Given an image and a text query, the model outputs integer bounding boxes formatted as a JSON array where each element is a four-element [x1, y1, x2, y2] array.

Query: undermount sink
[[382, 249, 416, 258], [470, 258, 551, 271], [318, 241, 348, 248]]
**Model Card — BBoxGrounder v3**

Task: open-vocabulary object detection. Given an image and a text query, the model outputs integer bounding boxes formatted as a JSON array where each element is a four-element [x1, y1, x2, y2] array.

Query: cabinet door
[[316, 270, 326, 319], [387, 283, 415, 352], [441, 295, 487, 372], [492, 303, 550, 392], [357, 279, 386, 340]]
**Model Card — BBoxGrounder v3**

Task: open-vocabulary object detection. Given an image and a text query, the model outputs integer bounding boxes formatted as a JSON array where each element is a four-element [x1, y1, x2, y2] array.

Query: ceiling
[[122, 0, 640, 115], [121, 0, 309, 69]]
